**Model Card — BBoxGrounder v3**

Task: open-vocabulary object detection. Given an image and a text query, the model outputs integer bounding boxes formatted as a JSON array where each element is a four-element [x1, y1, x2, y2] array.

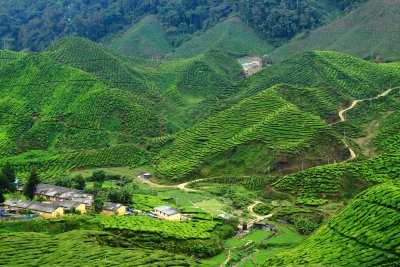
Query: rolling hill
[[263, 181, 400, 266], [154, 84, 349, 179], [0, 230, 198, 266], [46, 37, 244, 131], [169, 16, 274, 58], [107, 15, 173, 58], [270, 0, 400, 63]]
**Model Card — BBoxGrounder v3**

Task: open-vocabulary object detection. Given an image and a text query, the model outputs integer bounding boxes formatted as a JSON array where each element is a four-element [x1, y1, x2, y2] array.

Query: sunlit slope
[[46, 37, 244, 131], [170, 16, 274, 58], [0, 230, 197, 266], [270, 0, 400, 63], [229, 51, 400, 121], [155, 84, 348, 179], [0, 54, 160, 157], [264, 182, 400, 266], [108, 15, 173, 58]]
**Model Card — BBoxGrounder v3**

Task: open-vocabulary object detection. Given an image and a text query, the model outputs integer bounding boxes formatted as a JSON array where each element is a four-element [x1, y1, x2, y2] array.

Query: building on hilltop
[[153, 205, 181, 221], [101, 202, 126, 216]]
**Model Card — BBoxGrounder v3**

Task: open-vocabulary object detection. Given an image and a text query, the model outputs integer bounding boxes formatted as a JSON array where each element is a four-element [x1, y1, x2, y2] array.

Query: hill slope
[[264, 181, 400, 266], [270, 0, 400, 63], [154, 84, 349, 179], [107, 15, 173, 58], [0, 53, 160, 157], [169, 16, 274, 58], [46, 37, 244, 131], [229, 51, 400, 116]]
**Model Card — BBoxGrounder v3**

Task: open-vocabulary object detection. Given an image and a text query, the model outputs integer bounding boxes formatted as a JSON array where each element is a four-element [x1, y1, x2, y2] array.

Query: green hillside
[[0, 53, 161, 156], [263, 182, 400, 266], [234, 51, 400, 104], [270, 0, 400, 63], [154, 84, 349, 179], [272, 83, 400, 200], [46, 37, 244, 131], [107, 15, 173, 58], [169, 16, 274, 58], [0, 230, 198, 266]]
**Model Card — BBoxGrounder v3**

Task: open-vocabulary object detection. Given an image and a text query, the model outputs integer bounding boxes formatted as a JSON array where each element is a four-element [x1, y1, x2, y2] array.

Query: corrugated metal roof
[[154, 205, 180, 216]]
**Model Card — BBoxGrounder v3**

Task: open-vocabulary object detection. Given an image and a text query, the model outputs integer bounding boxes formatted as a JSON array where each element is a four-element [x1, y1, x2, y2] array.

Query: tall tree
[[0, 162, 17, 203], [23, 166, 40, 200], [93, 196, 104, 214], [74, 174, 86, 190]]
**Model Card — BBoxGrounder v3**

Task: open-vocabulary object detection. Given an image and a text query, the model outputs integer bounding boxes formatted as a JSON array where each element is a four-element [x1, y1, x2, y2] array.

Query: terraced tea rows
[[1, 144, 153, 180], [156, 85, 343, 178], [231, 51, 400, 115], [0, 230, 197, 266], [263, 182, 400, 266], [274, 152, 400, 198], [87, 215, 219, 239]]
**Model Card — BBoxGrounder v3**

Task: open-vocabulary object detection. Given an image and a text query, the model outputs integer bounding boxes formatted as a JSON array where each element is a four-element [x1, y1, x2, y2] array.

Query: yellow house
[[101, 202, 126, 216], [54, 200, 86, 214], [27, 203, 64, 218], [153, 205, 181, 221]]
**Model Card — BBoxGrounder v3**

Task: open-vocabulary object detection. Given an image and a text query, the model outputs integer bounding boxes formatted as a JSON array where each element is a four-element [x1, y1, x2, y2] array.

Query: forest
[[0, 0, 367, 51]]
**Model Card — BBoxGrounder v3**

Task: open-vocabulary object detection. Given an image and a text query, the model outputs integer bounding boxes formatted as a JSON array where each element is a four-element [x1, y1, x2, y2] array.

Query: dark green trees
[[23, 166, 40, 200], [0, 162, 16, 203]]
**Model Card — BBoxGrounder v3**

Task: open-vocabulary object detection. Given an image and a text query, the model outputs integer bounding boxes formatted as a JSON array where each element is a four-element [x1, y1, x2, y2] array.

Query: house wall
[[100, 206, 125, 216], [76, 204, 86, 214], [154, 210, 181, 221], [100, 210, 115, 216], [36, 208, 64, 218], [116, 206, 126, 216]]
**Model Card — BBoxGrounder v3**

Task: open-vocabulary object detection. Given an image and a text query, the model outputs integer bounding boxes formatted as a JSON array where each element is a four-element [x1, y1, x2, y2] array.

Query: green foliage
[[275, 152, 400, 199], [270, 0, 400, 63], [170, 16, 274, 58], [93, 196, 104, 214], [23, 166, 40, 200], [107, 187, 133, 205], [87, 215, 219, 239], [0, 230, 197, 266], [291, 215, 319, 235], [108, 15, 173, 58], [263, 183, 400, 266], [156, 82, 349, 178], [73, 174, 86, 190], [0, 162, 16, 201], [0, 0, 363, 52], [253, 203, 273, 215], [131, 194, 174, 211]]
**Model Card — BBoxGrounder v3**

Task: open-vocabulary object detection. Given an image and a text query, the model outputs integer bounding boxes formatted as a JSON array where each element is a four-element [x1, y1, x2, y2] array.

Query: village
[[1, 171, 277, 236]]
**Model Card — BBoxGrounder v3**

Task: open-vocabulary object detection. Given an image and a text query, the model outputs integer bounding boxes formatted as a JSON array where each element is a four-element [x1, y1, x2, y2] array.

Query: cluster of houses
[[2, 183, 126, 218], [2, 183, 185, 221]]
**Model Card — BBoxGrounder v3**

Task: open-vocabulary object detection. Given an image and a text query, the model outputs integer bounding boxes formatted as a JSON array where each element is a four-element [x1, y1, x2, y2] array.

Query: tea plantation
[[263, 182, 400, 266], [0, 230, 198, 266]]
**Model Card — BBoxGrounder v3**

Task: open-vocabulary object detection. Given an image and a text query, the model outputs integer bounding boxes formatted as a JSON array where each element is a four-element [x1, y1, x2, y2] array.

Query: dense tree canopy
[[0, 0, 368, 51]]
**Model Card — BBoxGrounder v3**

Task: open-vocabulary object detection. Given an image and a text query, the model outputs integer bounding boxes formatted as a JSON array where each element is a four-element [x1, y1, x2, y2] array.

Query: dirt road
[[337, 87, 399, 161]]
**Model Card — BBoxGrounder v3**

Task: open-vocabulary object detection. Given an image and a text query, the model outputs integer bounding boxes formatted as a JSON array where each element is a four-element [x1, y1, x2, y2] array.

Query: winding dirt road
[[338, 88, 398, 122], [139, 177, 203, 191], [337, 87, 399, 161], [247, 201, 273, 222]]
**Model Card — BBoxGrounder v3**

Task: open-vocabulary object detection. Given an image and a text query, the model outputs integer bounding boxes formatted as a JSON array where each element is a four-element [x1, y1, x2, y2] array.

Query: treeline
[[0, 0, 368, 51]]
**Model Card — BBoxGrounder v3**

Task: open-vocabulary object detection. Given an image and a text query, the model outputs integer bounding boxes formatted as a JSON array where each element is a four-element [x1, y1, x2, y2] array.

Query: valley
[[0, 1, 400, 266]]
